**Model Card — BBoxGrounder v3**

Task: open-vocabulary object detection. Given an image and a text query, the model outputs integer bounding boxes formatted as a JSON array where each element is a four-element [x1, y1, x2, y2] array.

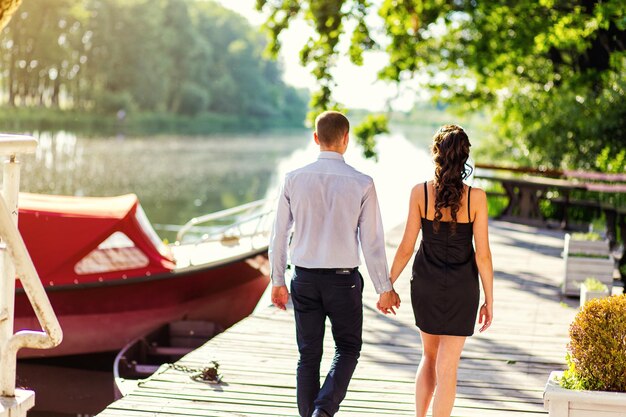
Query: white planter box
[[562, 234, 614, 297], [580, 283, 610, 306], [563, 257, 614, 296], [565, 234, 610, 256], [544, 371, 626, 417]]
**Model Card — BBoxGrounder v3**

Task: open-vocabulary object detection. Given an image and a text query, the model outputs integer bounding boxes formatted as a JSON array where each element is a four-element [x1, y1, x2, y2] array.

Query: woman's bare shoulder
[[411, 182, 427, 197], [470, 186, 488, 207], [470, 186, 486, 196], [410, 183, 426, 215]]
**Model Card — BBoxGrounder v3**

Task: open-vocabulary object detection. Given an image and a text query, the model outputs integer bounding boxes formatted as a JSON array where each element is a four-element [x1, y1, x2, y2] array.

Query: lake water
[[20, 130, 309, 242], [18, 127, 440, 239], [14, 126, 438, 417]]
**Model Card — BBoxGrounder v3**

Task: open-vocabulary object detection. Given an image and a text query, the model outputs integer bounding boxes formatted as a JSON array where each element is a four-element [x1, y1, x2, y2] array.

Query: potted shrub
[[544, 295, 626, 416], [562, 232, 614, 296], [579, 277, 610, 307]]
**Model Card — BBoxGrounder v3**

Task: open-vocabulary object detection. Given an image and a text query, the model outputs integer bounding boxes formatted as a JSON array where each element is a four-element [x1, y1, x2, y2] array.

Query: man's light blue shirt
[[269, 151, 393, 294]]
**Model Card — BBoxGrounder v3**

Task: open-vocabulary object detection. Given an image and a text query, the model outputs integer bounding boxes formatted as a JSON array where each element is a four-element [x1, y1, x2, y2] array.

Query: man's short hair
[[315, 111, 350, 146]]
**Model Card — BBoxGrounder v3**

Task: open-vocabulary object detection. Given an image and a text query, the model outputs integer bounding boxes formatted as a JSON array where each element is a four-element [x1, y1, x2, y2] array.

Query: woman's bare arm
[[389, 185, 423, 284], [472, 188, 494, 331]]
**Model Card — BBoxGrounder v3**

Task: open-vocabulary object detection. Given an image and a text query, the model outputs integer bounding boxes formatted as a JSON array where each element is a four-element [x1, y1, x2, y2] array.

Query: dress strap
[[423, 181, 428, 218], [467, 186, 472, 222]]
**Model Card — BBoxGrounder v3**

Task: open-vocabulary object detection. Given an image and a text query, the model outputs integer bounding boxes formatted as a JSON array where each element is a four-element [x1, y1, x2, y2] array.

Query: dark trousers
[[290, 267, 364, 417]]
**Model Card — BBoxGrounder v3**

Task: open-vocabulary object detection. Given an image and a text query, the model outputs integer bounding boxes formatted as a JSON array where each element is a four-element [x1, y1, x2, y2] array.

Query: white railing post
[[176, 198, 270, 243], [0, 134, 63, 417], [0, 154, 21, 389]]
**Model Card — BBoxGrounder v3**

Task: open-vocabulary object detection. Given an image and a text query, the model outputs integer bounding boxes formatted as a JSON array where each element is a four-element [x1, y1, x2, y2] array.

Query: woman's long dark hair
[[431, 124, 471, 234]]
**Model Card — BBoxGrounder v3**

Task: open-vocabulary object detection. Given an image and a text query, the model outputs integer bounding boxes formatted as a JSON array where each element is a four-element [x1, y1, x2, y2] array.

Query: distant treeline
[[0, 0, 308, 126]]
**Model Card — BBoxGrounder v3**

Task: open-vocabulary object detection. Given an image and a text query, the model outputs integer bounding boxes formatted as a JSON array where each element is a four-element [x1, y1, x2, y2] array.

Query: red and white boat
[[14, 193, 272, 358]]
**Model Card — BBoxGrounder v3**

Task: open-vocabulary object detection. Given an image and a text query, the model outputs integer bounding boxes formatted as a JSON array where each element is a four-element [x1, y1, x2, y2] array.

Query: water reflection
[[19, 131, 309, 241], [18, 353, 116, 417], [20, 129, 437, 238]]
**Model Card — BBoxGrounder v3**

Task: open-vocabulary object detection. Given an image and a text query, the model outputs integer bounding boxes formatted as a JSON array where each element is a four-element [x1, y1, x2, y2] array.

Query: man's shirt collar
[[318, 151, 344, 161]]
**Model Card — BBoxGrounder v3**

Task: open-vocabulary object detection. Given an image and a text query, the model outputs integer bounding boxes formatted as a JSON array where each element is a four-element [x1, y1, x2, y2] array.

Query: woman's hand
[[478, 302, 493, 332]]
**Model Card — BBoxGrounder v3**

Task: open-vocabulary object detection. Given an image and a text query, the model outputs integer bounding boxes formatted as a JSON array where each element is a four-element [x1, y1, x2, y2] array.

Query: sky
[[214, 0, 418, 111]]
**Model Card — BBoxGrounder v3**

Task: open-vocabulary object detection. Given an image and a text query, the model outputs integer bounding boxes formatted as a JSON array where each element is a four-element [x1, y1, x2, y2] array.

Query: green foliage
[[352, 114, 389, 160], [571, 232, 604, 242], [596, 147, 626, 174], [582, 277, 608, 292], [0, 106, 304, 136], [179, 83, 210, 117], [568, 253, 610, 259], [0, 0, 308, 127], [93, 90, 136, 115], [560, 295, 626, 392], [257, 0, 626, 168], [257, 0, 387, 156]]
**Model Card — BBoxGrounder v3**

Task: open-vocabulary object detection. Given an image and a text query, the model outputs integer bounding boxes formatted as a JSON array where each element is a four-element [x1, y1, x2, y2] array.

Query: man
[[269, 110, 401, 417]]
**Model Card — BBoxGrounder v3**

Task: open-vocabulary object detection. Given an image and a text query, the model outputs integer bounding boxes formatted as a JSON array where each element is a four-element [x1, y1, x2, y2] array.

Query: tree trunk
[[51, 73, 60, 107], [8, 62, 15, 106], [38, 77, 46, 107]]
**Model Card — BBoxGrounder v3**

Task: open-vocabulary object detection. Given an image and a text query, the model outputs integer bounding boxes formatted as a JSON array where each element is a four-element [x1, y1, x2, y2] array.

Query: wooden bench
[[473, 171, 587, 227], [475, 164, 626, 228]]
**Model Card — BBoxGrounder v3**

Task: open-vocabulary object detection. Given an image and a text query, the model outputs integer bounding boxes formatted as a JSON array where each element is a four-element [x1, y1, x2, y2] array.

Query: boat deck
[[171, 234, 269, 271], [97, 220, 606, 417]]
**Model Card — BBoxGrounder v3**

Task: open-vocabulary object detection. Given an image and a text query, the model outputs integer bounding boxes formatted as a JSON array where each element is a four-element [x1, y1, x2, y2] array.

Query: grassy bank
[[0, 107, 305, 136]]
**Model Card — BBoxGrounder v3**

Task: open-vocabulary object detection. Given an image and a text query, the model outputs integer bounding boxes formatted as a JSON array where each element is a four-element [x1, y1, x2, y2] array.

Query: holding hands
[[377, 289, 401, 315]]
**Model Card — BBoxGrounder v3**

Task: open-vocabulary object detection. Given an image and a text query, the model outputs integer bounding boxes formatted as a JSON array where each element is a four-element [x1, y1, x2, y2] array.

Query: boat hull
[[15, 253, 270, 358]]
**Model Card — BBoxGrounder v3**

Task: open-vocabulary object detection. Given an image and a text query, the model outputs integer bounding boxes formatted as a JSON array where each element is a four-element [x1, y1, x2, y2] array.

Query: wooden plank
[[130, 379, 545, 402], [586, 183, 626, 193], [99, 404, 547, 417], [97, 220, 581, 416]]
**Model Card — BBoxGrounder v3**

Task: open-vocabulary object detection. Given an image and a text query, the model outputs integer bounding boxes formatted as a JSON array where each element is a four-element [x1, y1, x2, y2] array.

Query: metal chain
[[167, 360, 221, 383]]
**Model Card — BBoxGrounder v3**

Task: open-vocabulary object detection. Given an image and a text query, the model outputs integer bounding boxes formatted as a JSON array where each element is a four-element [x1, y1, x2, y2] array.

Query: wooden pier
[[97, 220, 597, 417]]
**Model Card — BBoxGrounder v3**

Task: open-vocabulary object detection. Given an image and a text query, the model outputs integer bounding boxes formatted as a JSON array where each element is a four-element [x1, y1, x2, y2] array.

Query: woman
[[384, 124, 494, 417]]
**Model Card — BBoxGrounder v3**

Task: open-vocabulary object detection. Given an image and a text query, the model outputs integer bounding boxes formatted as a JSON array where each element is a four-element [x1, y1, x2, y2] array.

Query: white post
[[0, 155, 20, 396], [0, 134, 62, 417]]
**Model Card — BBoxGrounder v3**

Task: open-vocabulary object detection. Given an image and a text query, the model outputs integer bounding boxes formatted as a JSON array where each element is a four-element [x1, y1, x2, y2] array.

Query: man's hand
[[271, 285, 289, 310], [377, 289, 401, 315]]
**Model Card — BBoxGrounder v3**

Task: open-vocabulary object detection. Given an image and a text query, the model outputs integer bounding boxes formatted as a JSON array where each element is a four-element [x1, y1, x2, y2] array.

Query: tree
[[0, 0, 308, 127], [256, 0, 626, 169]]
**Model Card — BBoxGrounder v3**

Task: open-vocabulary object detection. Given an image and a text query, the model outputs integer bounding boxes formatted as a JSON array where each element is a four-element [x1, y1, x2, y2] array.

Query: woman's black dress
[[411, 182, 480, 336]]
